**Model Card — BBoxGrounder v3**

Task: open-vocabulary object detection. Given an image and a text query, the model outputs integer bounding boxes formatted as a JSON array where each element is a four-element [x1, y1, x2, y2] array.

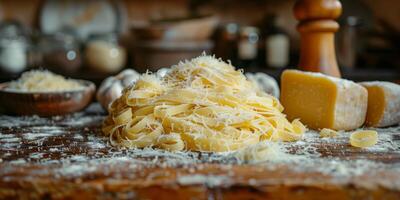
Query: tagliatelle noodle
[[102, 55, 306, 152], [350, 130, 378, 148]]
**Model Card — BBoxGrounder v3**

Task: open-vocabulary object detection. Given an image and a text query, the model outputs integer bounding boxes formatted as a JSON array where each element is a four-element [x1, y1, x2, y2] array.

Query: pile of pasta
[[102, 55, 306, 152]]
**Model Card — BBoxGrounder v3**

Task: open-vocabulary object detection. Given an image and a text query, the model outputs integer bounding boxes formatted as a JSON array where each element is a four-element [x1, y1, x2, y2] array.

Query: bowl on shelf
[[0, 80, 95, 116], [131, 15, 219, 41], [133, 40, 214, 71]]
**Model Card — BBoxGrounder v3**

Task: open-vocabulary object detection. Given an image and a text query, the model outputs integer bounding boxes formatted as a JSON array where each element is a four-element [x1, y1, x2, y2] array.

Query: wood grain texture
[[0, 104, 400, 199]]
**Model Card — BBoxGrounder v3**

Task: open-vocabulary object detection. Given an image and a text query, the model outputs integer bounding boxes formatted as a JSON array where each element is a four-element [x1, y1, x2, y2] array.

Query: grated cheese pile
[[102, 55, 306, 152], [7, 70, 83, 92]]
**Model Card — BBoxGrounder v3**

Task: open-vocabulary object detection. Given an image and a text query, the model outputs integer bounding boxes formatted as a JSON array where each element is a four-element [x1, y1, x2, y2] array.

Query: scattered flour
[[177, 174, 232, 187], [0, 133, 16, 139], [73, 134, 84, 140], [9, 158, 27, 164], [0, 109, 400, 190], [58, 164, 98, 176], [29, 152, 45, 159], [0, 137, 21, 143], [23, 128, 64, 140]]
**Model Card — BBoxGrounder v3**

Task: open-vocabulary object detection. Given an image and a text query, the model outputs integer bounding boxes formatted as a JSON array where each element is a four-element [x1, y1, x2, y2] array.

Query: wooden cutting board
[[1, 104, 400, 200]]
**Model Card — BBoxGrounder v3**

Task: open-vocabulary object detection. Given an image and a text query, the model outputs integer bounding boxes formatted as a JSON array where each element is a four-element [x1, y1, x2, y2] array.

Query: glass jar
[[238, 26, 259, 61], [337, 16, 361, 69], [40, 31, 82, 73], [263, 14, 290, 68], [85, 33, 126, 73], [237, 26, 260, 69], [0, 21, 28, 74]]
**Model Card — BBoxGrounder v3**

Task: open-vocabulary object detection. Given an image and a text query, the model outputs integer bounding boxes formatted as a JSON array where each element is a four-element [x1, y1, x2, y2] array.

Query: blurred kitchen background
[[0, 0, 399, 84]]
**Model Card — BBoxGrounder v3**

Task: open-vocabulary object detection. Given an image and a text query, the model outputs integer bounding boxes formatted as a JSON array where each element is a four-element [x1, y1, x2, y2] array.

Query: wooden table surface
[[1, 104, 400, 200]]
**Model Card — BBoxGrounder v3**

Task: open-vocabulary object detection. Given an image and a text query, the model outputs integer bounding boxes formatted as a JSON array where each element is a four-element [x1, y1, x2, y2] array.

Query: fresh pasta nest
[[102, 55, 306, 152]]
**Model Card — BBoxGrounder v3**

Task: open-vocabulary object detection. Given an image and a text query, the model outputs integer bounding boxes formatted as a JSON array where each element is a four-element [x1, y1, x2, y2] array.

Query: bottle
[[85, 32, 126, 73], [337, 16, 360, 70], [263, 14, 290, 69], [237, 26, 259, 70], [0, 21, 28, 74], [215, 23, 239, 64], [40, 30, 82, 74]]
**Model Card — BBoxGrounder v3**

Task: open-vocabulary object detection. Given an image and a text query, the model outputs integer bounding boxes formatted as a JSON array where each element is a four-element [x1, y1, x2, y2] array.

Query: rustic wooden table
[[1, 104, 400, 200]]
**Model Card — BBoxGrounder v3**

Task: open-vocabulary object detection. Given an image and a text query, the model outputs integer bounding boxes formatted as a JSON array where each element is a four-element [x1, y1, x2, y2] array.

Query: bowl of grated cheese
[[0, 70, 95, 116]]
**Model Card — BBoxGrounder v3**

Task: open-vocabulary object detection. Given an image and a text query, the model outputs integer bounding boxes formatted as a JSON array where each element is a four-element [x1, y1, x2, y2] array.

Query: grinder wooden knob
[[294, 0, 342, 77]]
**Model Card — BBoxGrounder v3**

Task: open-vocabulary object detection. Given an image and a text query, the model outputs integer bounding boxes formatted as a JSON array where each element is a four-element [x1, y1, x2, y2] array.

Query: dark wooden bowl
[[131, 15, 218, 41], [0, 80, 95, 116]]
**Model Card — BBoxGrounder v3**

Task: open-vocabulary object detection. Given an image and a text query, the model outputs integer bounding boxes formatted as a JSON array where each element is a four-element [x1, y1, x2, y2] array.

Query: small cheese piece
[[360, 81, 400, 127], [320, 128, 338, 138], [280, 70, 368, 130]]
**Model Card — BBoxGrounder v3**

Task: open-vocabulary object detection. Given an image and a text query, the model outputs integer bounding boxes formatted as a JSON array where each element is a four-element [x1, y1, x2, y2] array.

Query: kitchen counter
[[1, 104, 400, 199]]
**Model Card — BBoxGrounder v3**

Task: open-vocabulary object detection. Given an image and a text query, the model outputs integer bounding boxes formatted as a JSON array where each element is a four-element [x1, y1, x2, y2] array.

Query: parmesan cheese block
[[360, 81, 400, 127], [280, 70, 368, 131]]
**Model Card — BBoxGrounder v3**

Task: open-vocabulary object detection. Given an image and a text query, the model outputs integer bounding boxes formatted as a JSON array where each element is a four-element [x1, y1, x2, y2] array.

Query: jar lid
[[239, 26, 259, 42], [240, 26, 260, 36], [225, 23, 239, 35], [0, 20, 27, 40], [88, 32, 118, 43]]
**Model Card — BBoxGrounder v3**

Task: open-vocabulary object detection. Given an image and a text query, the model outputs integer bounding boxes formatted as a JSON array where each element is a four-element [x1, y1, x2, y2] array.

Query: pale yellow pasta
[[103, 55, 306, 152], [156, 133, 185, 151], [350, 130, 378, 148]]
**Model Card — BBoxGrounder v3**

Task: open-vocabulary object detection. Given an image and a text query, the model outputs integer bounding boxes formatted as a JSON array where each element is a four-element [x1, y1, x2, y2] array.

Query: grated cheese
[[7, 70, 83, 92]]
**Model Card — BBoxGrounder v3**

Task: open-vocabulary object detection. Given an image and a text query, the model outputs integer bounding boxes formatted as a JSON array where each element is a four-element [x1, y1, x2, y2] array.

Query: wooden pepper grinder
[[294, 0, 342, 77]]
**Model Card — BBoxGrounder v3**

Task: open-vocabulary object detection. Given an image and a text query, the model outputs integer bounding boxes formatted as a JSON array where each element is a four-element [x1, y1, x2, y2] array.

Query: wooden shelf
[[249, 67, 400, 83], [1, 67, 399, 86]]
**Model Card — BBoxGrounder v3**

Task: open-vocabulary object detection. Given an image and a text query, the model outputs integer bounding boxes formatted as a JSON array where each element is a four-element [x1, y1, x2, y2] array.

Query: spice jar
[[0, 21, 28, 74], [337, 16, 361, 69], [85, 33, 126, 73], [237, 26, 259, 69], [40, 31, 82, 73], [262, 14, 290, 69]]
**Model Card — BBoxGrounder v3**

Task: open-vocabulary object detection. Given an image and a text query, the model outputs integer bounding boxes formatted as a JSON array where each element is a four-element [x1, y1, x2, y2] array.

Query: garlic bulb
[[156, 68, 170, 78], [245, 72, 279, 98], [97, 69, 140, 110]]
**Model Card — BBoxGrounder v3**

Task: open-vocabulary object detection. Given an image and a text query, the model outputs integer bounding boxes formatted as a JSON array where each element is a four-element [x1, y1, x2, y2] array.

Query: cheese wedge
[[360, 81, 400, 127], [280, 70, 368, 130]]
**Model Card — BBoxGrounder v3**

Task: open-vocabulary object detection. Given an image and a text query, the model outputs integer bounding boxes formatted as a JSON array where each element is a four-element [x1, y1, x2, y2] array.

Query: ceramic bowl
[[0, 80, 95, 116]]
